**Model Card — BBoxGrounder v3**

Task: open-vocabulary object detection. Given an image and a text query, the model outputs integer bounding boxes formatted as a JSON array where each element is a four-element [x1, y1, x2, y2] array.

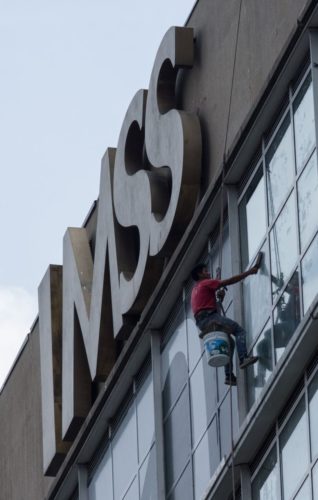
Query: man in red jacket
[[191, 262, 260, 385]]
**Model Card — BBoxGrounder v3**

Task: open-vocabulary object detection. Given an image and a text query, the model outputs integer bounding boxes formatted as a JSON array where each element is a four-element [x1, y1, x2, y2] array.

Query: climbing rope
[[217, 1, 244, 499]]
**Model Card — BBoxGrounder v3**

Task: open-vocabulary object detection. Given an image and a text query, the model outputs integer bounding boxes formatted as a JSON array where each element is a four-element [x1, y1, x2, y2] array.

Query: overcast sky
[[0, 0, 195, 388]]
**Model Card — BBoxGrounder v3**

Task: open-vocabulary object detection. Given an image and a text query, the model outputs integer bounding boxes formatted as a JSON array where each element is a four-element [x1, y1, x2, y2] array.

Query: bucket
[[203, 331, 230, 367]]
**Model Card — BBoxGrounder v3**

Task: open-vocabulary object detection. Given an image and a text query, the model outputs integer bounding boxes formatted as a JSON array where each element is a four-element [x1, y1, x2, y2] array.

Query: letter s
[[145, 26, 202, 256]]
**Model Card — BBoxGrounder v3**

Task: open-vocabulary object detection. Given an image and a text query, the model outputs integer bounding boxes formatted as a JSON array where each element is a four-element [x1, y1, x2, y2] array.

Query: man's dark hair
[[191, 263, 207, 281]]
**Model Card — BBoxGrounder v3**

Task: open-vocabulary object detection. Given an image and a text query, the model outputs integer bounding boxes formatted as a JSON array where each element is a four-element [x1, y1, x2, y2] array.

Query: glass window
[[280, 398, 309, 500], [193, 417, 219, 500], [186, 296, 203, 374], [270, 192, 298, 294], [293, 477, 310, 499], [210, 223, 233, 310], [219, 390, 239, 458], [239, 168, 267, 269], [164, 388, 191, 493], [190, 354, 218, 447], [313, 460, 318, 499], [88, 446, 113, 500], [161, 310, 187, 417], [294, 75, 315, 171], [302, 234, 318, 313], [251, 446, 280, 500], [168, 463, 193, 500], [273, 270, 301, 363], [309, 371, 318, 460], [123, 478, 138, 500], [112, 404, 138, 500], [247, 320, 273, 407], [136, 373, 154, 462], [243, 242, 271, 345], [297, 152, 318, 251], [139, 446, 157, 500], [266, 115, 294, 221]]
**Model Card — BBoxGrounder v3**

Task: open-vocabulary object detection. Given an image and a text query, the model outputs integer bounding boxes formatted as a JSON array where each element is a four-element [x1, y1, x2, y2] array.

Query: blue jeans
[[196, 311, 248, 376]]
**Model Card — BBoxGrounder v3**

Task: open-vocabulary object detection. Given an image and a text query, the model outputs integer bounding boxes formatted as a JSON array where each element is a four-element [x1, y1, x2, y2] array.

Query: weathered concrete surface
[[0, 325, 53, 499], [180, 0, 311, 192]]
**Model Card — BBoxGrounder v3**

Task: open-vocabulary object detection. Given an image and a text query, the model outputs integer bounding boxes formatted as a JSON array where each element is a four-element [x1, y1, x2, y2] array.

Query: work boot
[[239, 356, 259, 369], [224, 373, 237, 386]]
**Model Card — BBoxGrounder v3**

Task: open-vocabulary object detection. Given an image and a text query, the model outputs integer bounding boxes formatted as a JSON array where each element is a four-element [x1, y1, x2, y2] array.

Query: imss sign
[[38, 26, 202, 475]]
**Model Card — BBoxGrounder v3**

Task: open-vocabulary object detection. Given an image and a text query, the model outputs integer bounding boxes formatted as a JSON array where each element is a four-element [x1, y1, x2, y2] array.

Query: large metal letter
[[113, 90, 164, 319], [62, 149, 119, 439], [38, 266, 71, 475], [145, 26, 202, 255]]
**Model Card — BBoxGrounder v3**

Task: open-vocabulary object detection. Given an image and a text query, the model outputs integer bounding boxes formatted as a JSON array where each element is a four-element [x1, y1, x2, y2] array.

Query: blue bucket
[[203, 331, 230, 367]]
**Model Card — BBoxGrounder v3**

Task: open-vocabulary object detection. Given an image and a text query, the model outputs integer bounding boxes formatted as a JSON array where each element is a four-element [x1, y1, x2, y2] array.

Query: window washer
[[191, 260, 261, 386]]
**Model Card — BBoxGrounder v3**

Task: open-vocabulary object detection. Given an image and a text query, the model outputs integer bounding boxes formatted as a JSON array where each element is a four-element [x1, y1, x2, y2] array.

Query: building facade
[[1, 0, 318, 499]]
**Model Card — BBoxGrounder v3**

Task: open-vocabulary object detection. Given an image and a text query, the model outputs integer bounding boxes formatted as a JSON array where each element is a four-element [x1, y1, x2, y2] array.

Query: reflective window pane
[[243, 242, 271, 345], [164, 388, 191, 493], [294, 477, 310, 500], [190, 355, 217, 447], [88, 446, 113, 500], [239, 168, 267, 269], [248, 321, 273, 408], [273, 270, 301, 363], [297, 152, 318, 251], [302, 233, 318, 314], [210, 223, 233, 309], [123, 478, 138, 500], [137, 373, 154, 462], [112, 404, 138, 500], [313, 460, 318, 499], [280, 398, 309, 500], [219, 390, 239, 458], [186, 299, 204, 374], [193, 418, 219, 500], [139, 446, 157, 500], [294, 75, 315, 171], [251, 446, 279, 500], [168, 463, 193, 500], [266, 115, 294, 221], [270, 192, 298, 293], [309, 371, 318, 460], [161, 310, 187, 416]]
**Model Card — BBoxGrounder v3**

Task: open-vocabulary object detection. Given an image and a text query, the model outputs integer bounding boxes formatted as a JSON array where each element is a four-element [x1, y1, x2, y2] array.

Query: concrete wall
[[181, 0, 311, 193], [0, 324, 53, 500]]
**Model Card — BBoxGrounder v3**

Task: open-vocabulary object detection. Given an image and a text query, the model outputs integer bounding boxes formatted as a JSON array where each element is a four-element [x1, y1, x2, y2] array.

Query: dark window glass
[[247, 320, 273, 408], [309, 371, 318, 461], [164, 388, 191, 493], [302, 233, 318, 314], [161, 310, 187, 417], [88, 446, 113, 499], [280, 398, 309, 500], [266, 115, 294, 221], [139, 446, 157, 500], [252, 446, 279, 500], [297, 152, 318, 251], [193, 417, 219, 500], [294, 74, 315, 171], [273, 270, 301, 363], [270, 192, 298, 295], [190, 354, 217, 447], [239, 167, 266, 269], [168, 463, 193, 500], [243, 241, 271, 346], [219, 390, 239, 458]]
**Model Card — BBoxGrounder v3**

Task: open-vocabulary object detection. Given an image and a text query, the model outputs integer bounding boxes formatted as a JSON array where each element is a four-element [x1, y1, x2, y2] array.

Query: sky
[[0, 0, 196, 388]]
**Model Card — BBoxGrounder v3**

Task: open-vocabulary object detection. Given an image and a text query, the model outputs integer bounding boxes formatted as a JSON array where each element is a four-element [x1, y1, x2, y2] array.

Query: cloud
[[0, 286, 37, 389]]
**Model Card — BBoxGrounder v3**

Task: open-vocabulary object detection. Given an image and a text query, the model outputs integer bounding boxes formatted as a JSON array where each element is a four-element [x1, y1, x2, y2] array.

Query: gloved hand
[[217, 288, 226, 302]]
